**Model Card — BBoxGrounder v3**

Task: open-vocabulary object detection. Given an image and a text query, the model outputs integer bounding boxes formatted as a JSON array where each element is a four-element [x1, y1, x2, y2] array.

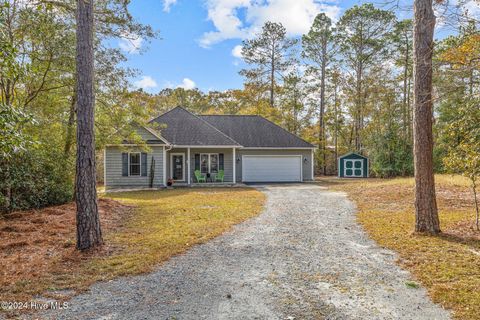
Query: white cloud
[[177, 78, 196, 89], [134, 76, 158, 90], [199, 0, 340, 47], [163, 0, 178, 12], [119, 32, 143, 54], [463, 0, 480, 18], [231, 45, 243, 58], [247, 0, 339, 36]]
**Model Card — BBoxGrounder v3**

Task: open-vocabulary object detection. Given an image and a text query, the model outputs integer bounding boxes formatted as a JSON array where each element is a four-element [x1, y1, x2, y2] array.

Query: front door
[[344, 159, 363, 177], [171, 154, 184, 181]]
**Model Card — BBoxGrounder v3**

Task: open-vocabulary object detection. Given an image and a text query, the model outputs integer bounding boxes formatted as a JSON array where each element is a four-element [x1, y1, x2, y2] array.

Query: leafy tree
[[240, 21, 297, 107], [0, 104, 32, 158], [279, 68, 306, 135], [302, 13, 336, 175], [336, 3, 396, 152], [443, 101, 480, 230], [392, 19, 414, 142], [324, 67, 344, 174], [0, 0, 156, 212]]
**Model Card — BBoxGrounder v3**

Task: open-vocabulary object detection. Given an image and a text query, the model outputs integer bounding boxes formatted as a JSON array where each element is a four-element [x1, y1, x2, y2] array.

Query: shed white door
[[242, 155, 302, 182]]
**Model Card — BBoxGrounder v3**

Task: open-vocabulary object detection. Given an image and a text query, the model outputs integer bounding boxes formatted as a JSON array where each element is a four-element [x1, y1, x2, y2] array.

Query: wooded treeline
[[134, 3, 478, 180], [0, 1, 479, 214], [0, 0, 156, 212]]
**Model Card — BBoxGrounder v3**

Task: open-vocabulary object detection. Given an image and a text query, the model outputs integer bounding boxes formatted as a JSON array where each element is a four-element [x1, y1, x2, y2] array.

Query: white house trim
[[162, 146, 167, 186], [173, 145, 241, 148], [105, 143, 166, 147], [241, 147, 314, 150], [233, 148, 236, 184], [187, 147, 191, 185]]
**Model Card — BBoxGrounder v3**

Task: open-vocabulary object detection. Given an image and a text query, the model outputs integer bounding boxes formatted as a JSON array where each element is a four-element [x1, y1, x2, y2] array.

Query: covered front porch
[[165, 147, 238, 186]]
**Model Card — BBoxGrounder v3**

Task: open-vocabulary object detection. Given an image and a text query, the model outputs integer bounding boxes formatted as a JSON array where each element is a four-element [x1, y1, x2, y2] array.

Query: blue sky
[[122, 0, 357, 93], [120, 0, 477, 94]]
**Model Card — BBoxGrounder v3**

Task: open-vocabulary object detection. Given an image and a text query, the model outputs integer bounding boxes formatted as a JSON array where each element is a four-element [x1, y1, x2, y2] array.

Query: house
[[104, 106, 315, 189], [338, 152, 369, 178]]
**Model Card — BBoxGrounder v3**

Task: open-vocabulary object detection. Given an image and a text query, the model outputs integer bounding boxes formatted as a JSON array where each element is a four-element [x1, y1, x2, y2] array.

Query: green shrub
[[0, 148, 74, 212]]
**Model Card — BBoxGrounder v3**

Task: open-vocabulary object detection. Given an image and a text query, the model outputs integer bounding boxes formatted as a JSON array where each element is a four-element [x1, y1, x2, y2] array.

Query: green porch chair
[[215, 170, 224, 183], [194, 170, 206, 183]]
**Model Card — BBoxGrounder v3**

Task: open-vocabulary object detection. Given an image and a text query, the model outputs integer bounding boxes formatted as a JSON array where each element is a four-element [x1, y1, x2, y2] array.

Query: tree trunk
[[355, 62, 363, 152], [75, 0, 102, 250], [333, 79, 339, 175], [472, 177, 479, 231], [407, 74, 413, 143], [320, 40, 327, 176], [270, 45, 275, 107], [64, 92, 77, 156], [402, 39, 409, 140], [413, 0, 440, 234]]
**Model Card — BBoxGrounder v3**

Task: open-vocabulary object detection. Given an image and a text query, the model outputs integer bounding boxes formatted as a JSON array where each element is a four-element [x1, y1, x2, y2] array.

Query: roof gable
[[339, 152, 368, 160], [149, 107, 240, 146], [200, 115, 314, 148], [134, 125, 168, 144]]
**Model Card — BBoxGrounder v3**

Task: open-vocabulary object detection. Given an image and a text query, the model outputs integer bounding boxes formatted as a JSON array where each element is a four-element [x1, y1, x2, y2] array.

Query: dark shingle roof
[[200, 115, 314, 148], [149, 107, 240, 146]]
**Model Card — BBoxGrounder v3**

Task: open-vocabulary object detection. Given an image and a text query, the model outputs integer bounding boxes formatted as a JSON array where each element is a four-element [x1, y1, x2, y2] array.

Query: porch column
[[232, 148, 236, 184], [163, 146, 167, 186], [187, 147, 191, 185]]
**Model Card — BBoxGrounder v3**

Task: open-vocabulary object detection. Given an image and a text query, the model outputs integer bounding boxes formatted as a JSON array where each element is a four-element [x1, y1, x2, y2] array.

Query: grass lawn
[[322, 175, 480, 320], [0, 187, 265, 315], [95, 188, 265, 276]]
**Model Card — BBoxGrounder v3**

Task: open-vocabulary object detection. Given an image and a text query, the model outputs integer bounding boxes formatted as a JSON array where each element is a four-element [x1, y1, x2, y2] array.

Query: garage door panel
[[243, 155, 301, 182]]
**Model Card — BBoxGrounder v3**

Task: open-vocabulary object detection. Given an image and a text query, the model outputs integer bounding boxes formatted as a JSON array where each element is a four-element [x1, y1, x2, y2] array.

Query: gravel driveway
[[37, 184, 450, 320]]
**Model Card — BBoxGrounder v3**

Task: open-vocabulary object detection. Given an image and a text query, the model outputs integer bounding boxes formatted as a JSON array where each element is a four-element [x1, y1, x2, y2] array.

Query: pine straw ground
[[322, 175, 480, 320], [0, 188, 265, 318]]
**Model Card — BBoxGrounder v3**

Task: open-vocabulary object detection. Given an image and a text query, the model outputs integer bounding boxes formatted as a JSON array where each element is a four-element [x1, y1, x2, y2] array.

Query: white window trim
[[170, 152, 186, 182], [128, 152, 142, 177], [200, 153, 220, 174], [344, 159, 363, 177]]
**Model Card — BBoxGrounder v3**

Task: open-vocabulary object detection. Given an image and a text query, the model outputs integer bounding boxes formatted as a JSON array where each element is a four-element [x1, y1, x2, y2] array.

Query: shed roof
[[338, 152, 368, 159]]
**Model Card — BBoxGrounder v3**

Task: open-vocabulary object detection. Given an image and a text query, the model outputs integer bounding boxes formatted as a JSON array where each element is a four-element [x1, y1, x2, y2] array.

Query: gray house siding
[[166, 148, 234, 183], [105, 146, 164, 189], [136, 126, 158, 141], [235, 149, 313, 182]]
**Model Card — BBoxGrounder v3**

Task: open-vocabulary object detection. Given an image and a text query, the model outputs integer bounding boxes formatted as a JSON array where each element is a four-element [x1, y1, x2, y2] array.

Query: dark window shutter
[[122, 153, 128, 176], [219, 153, 224, 170], [194, 154, 200, 170], [141, 153, 147, 176]]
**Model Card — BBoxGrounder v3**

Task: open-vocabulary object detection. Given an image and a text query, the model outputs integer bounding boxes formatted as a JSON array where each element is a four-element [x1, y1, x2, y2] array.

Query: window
[[200, 153, 219, 174], [200, 154, 209, 174], [210, 154, 218, 173], [129, 153, 141, 176]]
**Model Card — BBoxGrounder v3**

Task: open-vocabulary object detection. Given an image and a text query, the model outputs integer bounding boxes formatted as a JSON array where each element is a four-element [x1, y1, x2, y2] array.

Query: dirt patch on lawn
[[0, 199, 132, 307]]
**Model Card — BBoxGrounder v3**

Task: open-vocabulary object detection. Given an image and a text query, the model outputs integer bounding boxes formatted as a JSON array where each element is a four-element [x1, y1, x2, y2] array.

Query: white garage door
[[242, 155, 302, 182]]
